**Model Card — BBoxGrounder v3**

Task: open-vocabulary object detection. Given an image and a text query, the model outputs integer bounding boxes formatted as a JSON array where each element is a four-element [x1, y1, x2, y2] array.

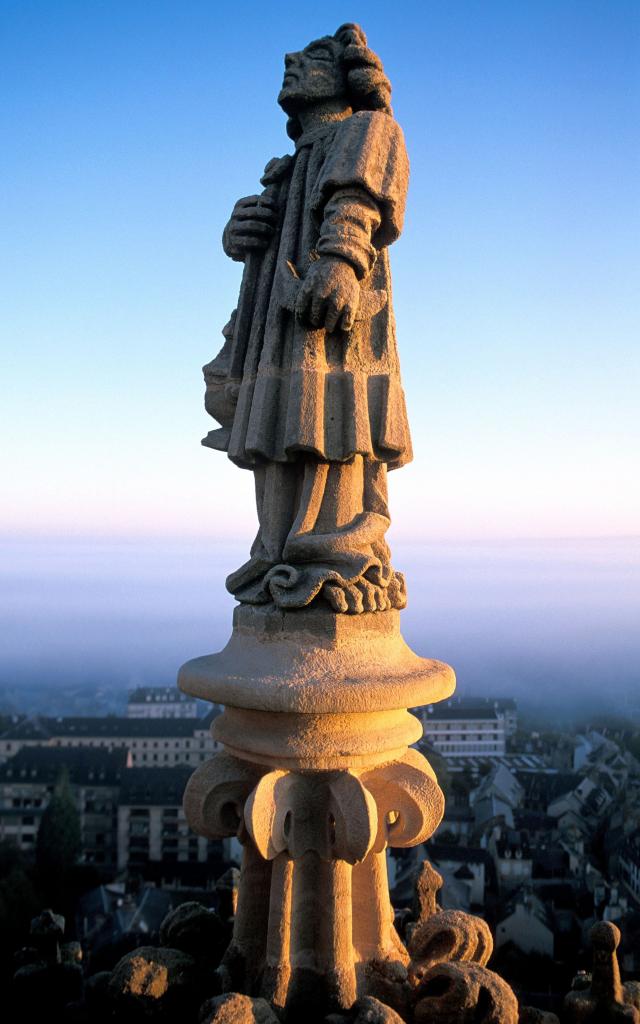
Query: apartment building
[[127, 686, 200, 719], [0, 712, 219, 767], [0, 748, 228, 877], [0, 746, 127, 868], [116, 766, 212, 871], [420, 703, 506, 757]]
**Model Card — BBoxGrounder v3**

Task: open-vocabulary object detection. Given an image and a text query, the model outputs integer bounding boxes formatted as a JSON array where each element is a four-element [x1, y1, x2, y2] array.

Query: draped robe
[[204, 110, 413, 611]]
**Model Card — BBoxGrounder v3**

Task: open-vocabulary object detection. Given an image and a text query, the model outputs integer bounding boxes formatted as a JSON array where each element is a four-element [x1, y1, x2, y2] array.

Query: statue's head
[[278, 23, 391, 139]]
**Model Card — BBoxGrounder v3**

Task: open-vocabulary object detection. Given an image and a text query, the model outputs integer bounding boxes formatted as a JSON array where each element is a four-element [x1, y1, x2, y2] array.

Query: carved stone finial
[[406, 859, 494, 987], [564, 921, 640, 1023], [408, 911, 493, 983], [412, 861, 443, 923], [412, 961, 519, 1024]]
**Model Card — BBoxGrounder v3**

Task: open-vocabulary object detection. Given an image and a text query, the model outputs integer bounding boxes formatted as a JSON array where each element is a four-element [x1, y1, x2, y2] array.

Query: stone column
[[179, 603, 455, 1015]]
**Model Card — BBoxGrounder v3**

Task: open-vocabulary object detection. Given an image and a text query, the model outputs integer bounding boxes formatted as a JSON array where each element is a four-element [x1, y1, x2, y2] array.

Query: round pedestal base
[[181, 604, 454, 703]]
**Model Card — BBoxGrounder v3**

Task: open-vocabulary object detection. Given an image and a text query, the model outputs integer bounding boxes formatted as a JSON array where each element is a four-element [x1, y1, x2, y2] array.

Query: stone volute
[[179, 21, 456, 1018]]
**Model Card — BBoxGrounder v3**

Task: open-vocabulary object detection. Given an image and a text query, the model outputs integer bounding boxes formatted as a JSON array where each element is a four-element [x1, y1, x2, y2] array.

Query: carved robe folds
[[204, 111, 412, 612]]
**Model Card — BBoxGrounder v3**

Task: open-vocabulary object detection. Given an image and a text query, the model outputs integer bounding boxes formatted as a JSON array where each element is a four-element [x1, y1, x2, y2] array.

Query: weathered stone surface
[[12, 961, 84, 1012], [199, 992, 280, 1024], [62, 940, 83, 965], [182, 746, 444, 1009], [359, 959, 409, 1017], [412, 961, 519, 1024], [110, 945, 215, 1019], [159, 901, 226, 960], [180, 605, 455, 722], [352, 994, 406, 1024], [30, 908, 65, 961], [85, 970, 113, 1005], [519, 1009, 560, 1024], [216, 866, 241, 920], [12, 911, 84, 1015], [627, 985, 640, 1012], [408, 909, 493, 979], [411, 861, 442, 924]]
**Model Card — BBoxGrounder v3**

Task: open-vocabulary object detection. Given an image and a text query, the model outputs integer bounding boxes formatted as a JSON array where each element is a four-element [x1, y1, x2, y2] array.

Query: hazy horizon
[[2, 533, 638, 722]]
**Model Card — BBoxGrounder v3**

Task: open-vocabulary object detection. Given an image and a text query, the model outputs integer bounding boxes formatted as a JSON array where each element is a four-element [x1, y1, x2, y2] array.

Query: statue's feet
[[323, 572, 407, 614]]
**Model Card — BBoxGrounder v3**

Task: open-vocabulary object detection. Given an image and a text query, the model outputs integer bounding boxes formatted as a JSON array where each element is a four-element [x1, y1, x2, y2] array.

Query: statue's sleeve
[[316, 188, 382, 279], [310, 110, 409, 249]]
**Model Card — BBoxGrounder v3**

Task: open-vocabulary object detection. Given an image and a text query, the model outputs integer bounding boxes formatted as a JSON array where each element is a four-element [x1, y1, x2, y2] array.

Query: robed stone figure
[[203, 24, 412, 614]]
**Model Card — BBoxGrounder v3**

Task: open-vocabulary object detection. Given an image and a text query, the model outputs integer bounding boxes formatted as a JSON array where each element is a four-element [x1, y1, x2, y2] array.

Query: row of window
[[49, 738, 211, 749], [128, 837, 199, 850], [130, 752, 209, 763], [129, 851, 202, 863], [435, 743, 504, 754], [430, 733, 501, 742], [427, 721, 502, 729]]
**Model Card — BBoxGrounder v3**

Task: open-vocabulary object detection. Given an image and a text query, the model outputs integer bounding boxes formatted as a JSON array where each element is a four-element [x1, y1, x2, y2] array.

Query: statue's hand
[[295, 257, 360, 333], [222, 194, 278, 261]]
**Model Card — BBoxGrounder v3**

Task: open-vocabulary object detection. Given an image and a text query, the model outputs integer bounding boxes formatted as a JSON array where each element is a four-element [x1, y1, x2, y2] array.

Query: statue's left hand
[[295, 257, 360, 333]]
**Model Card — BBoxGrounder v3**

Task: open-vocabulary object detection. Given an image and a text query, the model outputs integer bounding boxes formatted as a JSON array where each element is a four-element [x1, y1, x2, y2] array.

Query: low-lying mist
[[1, 535, 638, 723]]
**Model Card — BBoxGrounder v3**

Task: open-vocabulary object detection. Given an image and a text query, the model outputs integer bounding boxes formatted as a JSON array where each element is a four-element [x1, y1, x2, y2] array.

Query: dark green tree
[[36, 768, 81, 875], [0, 840, 40, 985]]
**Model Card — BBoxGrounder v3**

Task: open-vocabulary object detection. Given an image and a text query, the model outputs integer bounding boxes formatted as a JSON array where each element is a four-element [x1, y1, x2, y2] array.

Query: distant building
[[496, 890, 554, 957], [435, 804, 474, 843], [0, 746, 232, 878], [0, 716, 51, 763], [489, 828, 533, 892], [454, 697, 518, 737], [0, 712, 220, 768], [127, 687, 199, 719], [439, 753, 554, 775], [547, 774, 617, 832], [427, 843, 492, 909], [117, 766, 213, 871], [0, 746, 127, 868], [420, 702, 506, 757], [471, 765, 524, 830], [620, 830, 640, 904], [78, 883, 173, 967]]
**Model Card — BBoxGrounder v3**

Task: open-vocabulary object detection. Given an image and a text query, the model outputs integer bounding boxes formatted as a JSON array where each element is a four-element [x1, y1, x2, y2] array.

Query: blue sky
[[2, 0, 639, 540]]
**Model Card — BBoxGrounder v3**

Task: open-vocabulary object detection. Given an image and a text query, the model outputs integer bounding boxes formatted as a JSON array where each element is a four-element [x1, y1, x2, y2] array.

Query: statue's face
[[278, 36, 346, 113]]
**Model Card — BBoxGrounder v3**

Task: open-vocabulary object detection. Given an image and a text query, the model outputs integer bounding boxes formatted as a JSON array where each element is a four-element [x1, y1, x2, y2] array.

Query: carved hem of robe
[[226, 456, 406, 611]]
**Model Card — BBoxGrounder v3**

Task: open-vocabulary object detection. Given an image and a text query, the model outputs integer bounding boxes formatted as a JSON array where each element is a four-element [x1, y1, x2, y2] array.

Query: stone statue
[[180, 22, 460, 1018], [203, 23, 411, 614]]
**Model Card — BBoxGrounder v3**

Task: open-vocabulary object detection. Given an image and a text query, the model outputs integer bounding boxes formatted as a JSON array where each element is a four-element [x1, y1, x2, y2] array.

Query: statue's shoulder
[[335, 109, 406, 152], [317, 110, 408, 245]]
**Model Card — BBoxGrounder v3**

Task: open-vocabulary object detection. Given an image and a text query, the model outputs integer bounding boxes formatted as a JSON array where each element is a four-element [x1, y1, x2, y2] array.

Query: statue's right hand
[[222, 195, 278, 261]]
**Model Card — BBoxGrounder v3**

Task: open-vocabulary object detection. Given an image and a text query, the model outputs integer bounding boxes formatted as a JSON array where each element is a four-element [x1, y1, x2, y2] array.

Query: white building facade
[[420, 703, 506, 757], [127, 687, 199, 719]]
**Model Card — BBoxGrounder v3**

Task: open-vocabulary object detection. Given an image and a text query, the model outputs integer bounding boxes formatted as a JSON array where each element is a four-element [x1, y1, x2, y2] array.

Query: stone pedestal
[[179, 605, 455, 1014]]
